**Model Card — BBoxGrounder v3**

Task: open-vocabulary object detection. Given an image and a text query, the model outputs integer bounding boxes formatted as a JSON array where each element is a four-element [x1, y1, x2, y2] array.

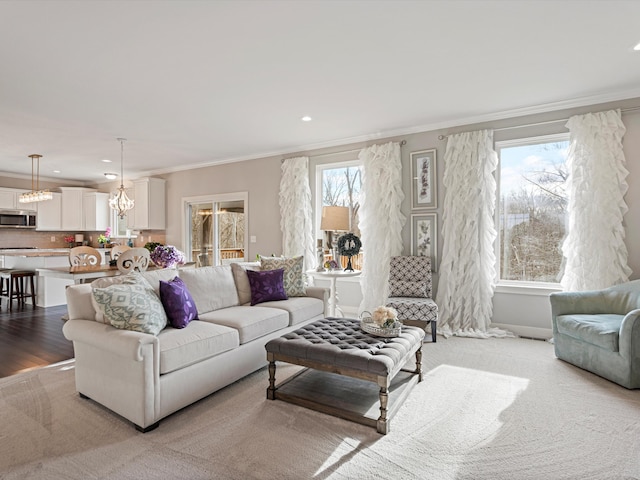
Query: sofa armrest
[[305, 286, 330, 316], [619, 309, 640, 360], [62, 319, 158, 362]]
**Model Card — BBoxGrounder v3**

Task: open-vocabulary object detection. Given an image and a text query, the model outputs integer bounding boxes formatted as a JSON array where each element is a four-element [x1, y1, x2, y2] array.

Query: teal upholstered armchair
[[550, 280, 640, 389]]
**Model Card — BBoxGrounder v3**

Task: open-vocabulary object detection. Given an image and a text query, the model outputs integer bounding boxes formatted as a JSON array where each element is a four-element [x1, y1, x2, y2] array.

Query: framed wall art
[[411, 213, 437, 271], [410, 149, 437, 209]]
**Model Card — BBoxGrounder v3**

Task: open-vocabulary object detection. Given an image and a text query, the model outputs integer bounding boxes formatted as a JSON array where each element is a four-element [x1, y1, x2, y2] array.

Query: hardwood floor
[[0, 303, 73, 378]]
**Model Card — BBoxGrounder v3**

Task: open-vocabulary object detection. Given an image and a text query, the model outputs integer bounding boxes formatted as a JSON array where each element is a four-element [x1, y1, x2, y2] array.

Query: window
[[316, 161, 362, 269], [496, 134, 570, 284]]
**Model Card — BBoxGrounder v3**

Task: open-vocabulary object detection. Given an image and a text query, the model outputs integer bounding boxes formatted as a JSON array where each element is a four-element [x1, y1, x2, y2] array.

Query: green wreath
[[337, 233, 361, 257]]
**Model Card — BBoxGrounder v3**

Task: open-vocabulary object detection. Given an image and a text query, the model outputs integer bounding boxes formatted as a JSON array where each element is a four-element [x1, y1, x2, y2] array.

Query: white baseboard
[[492, 323, 552, 340], [335, 310, 553, 341]]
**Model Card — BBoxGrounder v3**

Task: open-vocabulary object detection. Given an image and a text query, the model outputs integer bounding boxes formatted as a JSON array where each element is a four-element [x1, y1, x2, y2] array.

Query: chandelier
[[19, 154, 53, 203], [108, 138, 135, 218]]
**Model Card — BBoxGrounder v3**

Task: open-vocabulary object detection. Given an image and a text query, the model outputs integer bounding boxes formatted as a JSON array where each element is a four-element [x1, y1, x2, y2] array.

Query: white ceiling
[[1, 0, 640, 183]]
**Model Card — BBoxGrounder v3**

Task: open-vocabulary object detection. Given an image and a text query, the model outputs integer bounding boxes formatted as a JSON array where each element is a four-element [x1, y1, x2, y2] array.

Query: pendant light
[[18, 154, 53, 203], [108, 137, 134, 219]]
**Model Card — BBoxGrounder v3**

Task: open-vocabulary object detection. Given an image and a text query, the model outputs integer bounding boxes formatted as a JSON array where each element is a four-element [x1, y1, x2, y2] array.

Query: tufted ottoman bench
[[265, 317, 425, 434]]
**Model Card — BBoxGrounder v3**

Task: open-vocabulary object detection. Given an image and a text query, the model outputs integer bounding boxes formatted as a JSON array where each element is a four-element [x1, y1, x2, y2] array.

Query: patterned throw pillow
[[159, 276, 199, 329], [260, 256, 306, 297], [92, 281, 168, 335], [389, 281, 428, 298], [91, 272, 151, 324], [246, 268, 288, 305]]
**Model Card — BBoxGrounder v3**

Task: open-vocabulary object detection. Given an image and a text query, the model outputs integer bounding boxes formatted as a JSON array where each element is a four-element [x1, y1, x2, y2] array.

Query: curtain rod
[[286, 139, 407, 161], [436, 105, 640, 140]]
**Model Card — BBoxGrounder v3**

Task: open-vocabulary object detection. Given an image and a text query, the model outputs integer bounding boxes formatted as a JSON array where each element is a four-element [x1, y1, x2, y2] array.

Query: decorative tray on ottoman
[[360, 312, 402, 337]]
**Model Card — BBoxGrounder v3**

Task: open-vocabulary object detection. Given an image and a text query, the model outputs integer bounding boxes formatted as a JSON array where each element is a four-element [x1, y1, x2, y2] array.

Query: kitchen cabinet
[[0, 187, 37, 211], [83, 192, 109, 231], [60, 187, 96, 230], [0, 189, 16, 209], [36, 192, 62, 230], [131, 177, 165, 230]]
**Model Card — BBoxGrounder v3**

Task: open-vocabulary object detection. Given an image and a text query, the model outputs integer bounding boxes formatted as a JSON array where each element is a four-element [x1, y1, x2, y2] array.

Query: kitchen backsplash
[[0, 230, 166, 249]]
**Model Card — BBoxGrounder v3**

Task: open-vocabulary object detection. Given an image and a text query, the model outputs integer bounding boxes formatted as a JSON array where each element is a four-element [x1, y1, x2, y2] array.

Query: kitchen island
[[0, 248, 106, 307]]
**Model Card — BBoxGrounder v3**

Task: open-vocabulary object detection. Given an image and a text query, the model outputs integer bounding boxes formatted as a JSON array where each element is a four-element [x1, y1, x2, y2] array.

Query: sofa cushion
[[179, 265, 239, 314], [261, 256, 306, 297], [259, 297, 325, 326], [231, 261, 261, 305], [247, 268, 288, 305], [199, 306, 289, 344], [556, 314, 624, 351], [92, 281, 167, 335], [142, 267, 180, 295], [66, 283, 96, 321], [158, 321, 239, 374], [160, 276, 199, 329]]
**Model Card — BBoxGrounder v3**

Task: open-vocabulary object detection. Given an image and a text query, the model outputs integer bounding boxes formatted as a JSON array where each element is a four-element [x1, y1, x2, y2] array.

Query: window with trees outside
[[318, 161, 363, 270], [496, 133, 570, 284]]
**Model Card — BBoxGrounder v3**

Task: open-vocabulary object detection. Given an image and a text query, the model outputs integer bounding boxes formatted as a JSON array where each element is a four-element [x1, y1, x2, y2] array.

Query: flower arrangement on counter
[[150, 245, 185, 269], [371, 306, 398, 328], [98, 227, 112, 245], [64, 235, 75, 247]]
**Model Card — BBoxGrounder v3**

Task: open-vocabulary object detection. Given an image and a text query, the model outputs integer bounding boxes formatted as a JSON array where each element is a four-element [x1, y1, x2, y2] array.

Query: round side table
[[307, 269, 361, 317]]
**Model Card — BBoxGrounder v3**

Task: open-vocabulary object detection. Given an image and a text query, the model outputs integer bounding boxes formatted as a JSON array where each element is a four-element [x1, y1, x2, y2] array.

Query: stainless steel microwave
[[0, 210, 37, 228]]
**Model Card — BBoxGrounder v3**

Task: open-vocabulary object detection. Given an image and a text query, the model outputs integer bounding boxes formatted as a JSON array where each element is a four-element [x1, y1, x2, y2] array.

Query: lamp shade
[[320, 206, 350, 231]]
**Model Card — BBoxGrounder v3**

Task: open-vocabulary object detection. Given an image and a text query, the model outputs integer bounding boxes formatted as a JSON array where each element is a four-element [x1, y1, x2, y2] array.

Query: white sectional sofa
[[62, 263, 328, 432]]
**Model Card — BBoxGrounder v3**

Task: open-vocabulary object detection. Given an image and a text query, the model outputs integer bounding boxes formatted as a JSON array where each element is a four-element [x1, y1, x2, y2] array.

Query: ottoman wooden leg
[[416, 347, 423, 382], [267, 360, 277, 400], [377, 385, 389, 434]]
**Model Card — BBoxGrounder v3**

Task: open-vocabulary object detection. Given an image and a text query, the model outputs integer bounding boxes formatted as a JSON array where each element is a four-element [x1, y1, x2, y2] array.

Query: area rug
[[1, 337, 639, 480]]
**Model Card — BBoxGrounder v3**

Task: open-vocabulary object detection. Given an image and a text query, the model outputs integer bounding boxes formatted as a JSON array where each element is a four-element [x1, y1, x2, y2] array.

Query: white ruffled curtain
[[358, 141, 405, 313], [436, 130, 510, 338], [279, 156, 315, 272], [561, 110, 631, 291]]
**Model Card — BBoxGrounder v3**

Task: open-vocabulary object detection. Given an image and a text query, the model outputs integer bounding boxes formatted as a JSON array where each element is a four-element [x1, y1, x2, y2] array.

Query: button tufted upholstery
[[265, 317, 425, 376]]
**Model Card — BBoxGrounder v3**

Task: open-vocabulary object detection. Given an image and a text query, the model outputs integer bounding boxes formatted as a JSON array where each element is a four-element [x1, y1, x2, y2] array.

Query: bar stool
[[0, 269, 37, 311]]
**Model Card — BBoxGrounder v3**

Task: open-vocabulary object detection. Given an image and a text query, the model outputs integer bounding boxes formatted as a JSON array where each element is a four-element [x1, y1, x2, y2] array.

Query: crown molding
[[0, 171, 88, 186], [139, 88, 640, 178]]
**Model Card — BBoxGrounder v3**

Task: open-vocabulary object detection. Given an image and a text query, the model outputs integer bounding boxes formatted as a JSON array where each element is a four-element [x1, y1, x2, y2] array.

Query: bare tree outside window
[[322, 166, 361, 235], [498, 138, 570, 283]]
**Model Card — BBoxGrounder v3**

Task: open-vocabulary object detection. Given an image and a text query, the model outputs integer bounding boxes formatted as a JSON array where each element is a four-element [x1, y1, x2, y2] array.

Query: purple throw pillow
[[159, 276, 199, 328], [246, 268, 288, 305]]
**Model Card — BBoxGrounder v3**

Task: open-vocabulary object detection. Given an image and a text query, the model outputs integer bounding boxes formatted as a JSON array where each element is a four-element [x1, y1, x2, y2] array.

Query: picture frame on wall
[[411, 213, 437, 272], [410, 149, 437, 209]]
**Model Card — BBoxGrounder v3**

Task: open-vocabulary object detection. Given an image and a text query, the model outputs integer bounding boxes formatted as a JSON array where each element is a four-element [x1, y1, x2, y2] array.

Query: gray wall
[[159, 97, 640, 336]]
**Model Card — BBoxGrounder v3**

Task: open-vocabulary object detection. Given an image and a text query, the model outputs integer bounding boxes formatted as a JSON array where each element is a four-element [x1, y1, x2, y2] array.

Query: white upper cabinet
[[60, 187, 97, 230], [83, 192, 110, 231], [131, 178, 165, 230], [0, 187, 37, 211], [36, 192, 62, 231]]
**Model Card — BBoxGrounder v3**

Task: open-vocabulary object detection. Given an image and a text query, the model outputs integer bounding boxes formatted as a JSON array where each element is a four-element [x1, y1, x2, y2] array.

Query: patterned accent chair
[[386, 256, 438, 342]]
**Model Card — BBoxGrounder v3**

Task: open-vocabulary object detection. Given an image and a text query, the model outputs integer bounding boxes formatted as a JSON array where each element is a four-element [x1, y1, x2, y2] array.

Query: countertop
[[0, 248, 71, 257]]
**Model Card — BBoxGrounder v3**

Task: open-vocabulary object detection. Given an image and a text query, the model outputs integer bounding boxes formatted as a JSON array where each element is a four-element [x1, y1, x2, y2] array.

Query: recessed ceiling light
[[634, 42, 640, 51], [104, 173, 118, 180], [301, 116, 312, 122], [101, 159, 112, 163], [53, 170, 61, 174]]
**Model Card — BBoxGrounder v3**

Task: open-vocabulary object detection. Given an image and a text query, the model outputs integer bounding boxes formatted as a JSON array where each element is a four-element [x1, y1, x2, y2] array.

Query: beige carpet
[[1, 336, 639, 480]]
